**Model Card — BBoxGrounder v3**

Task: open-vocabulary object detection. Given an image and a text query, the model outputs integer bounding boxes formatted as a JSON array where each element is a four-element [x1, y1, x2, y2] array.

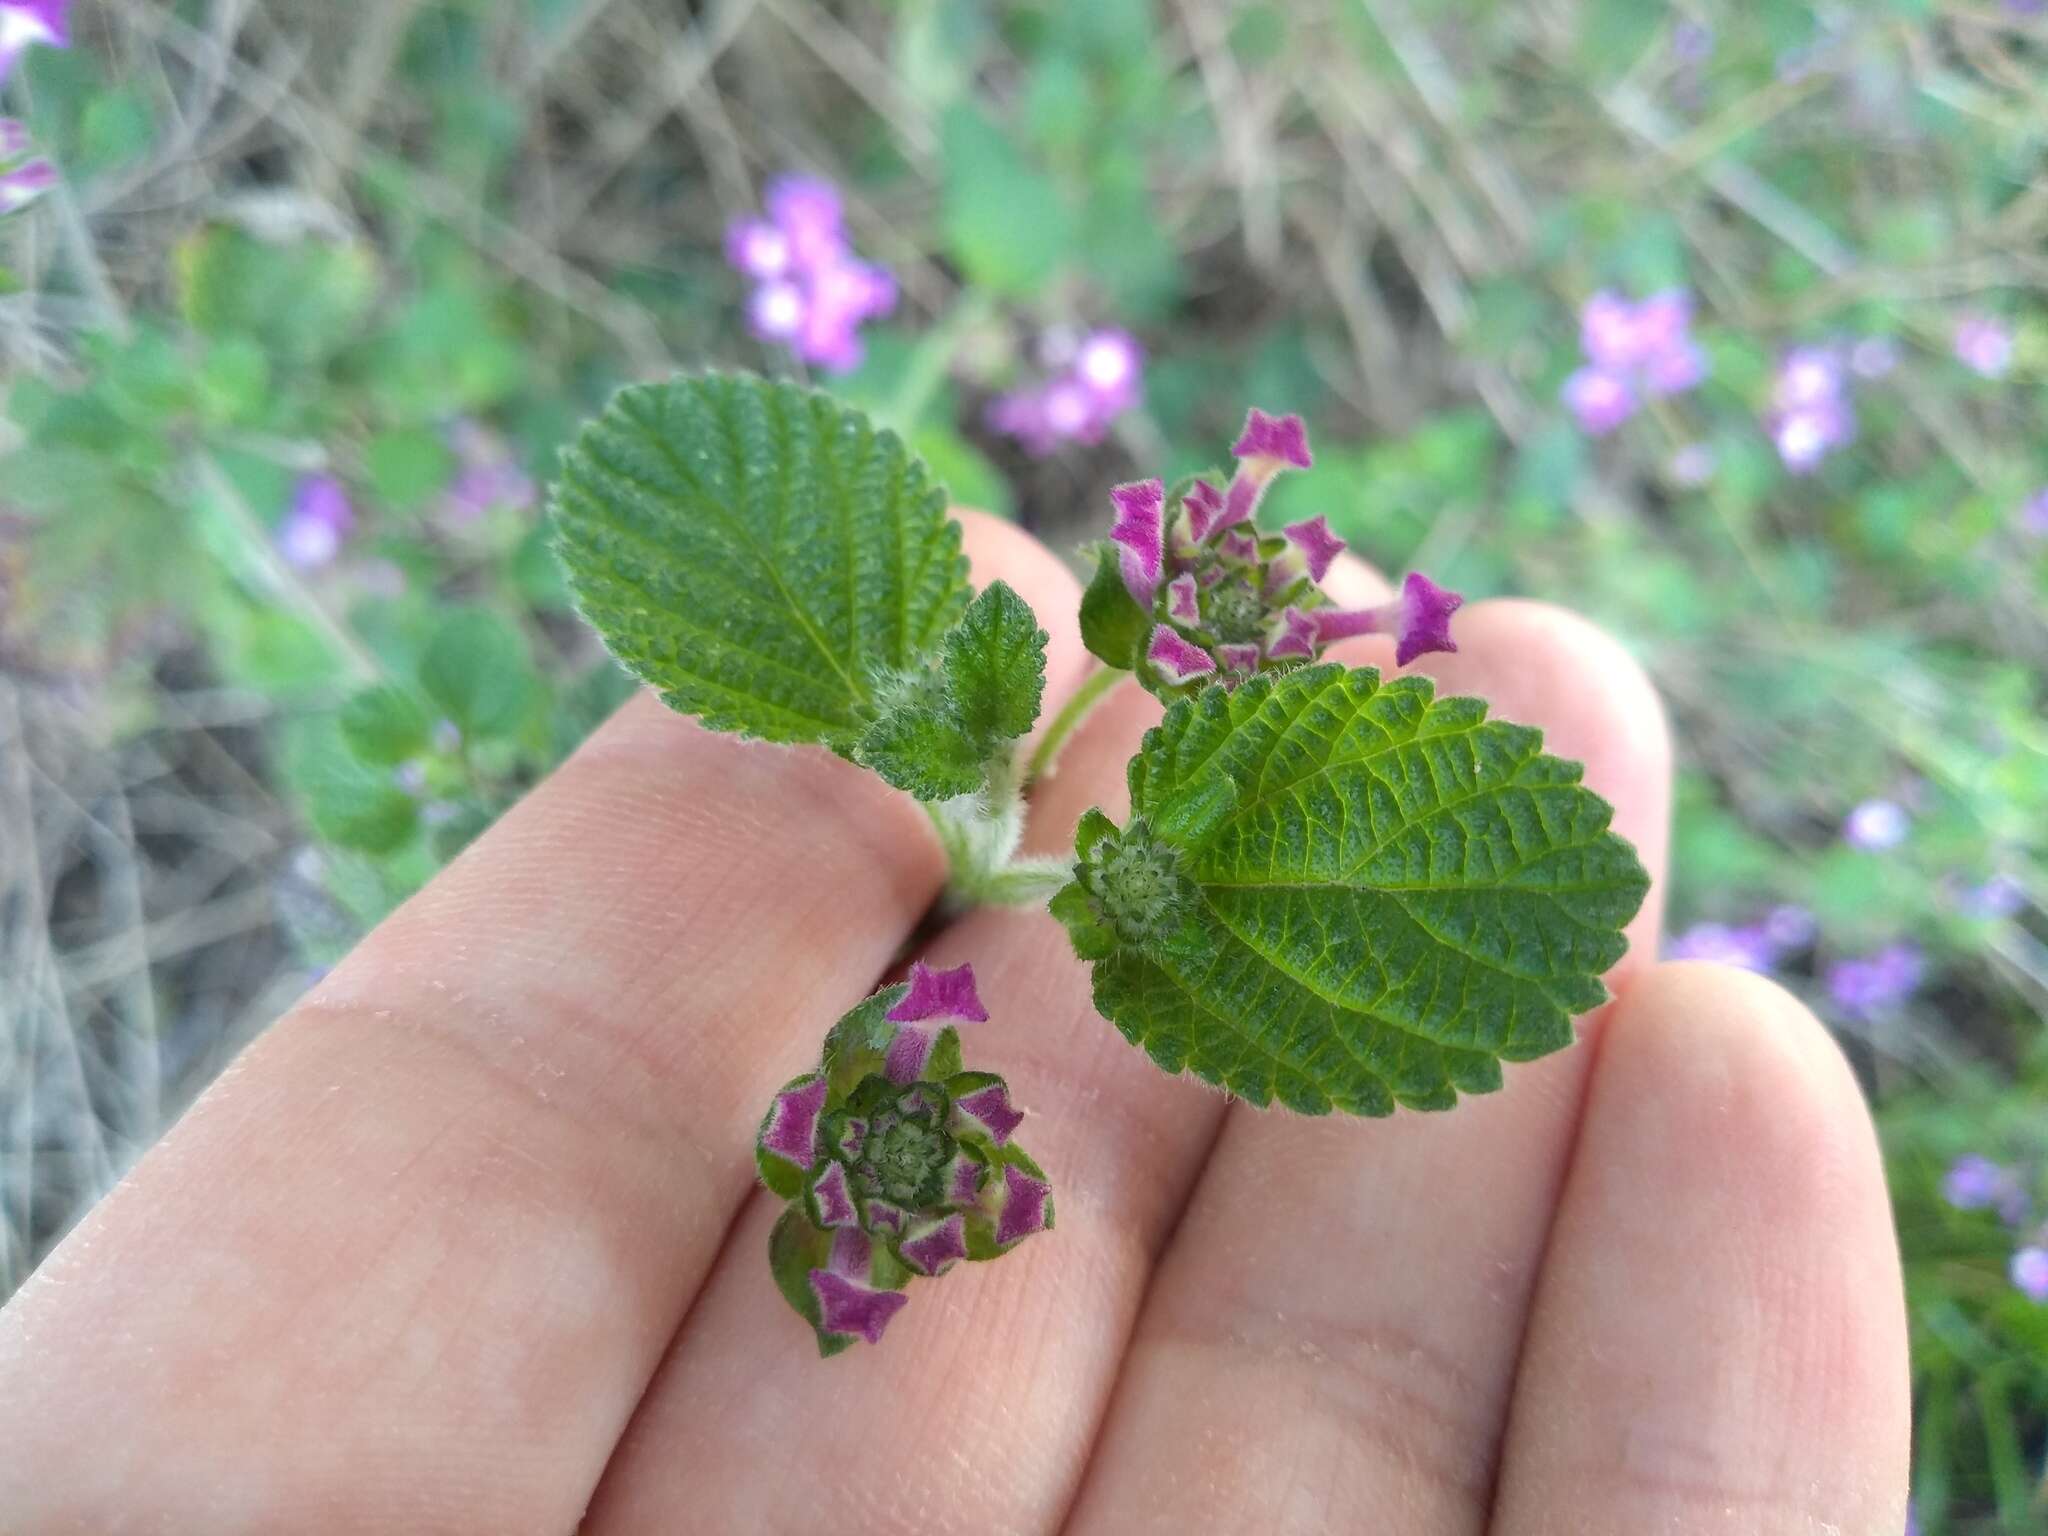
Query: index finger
[[0, 513, 1089, 1534]]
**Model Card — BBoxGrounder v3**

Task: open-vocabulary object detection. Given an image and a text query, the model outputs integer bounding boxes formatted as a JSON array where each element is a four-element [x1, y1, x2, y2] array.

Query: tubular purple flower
[[1265, 606, 1319, 661], [1312, 572, 1464, 667], [1281, 516, 1346, 585], [888, 961, 988, 1025], [724, 218, 792, 281], [1147, 625, 1217, 684], [0, 117, 24, 157], [1110, 480, 1167, 605], [1222, 408, 1312, 526], [1182, 479, 1225, 542], [1826, 943, 1923, 1021], [808, 1159, 859, 1228], [1166, 573, 1201, 626], [1666, 921, 1777, 973], [764, 174, 844, 268], [994, 1164, 1052, 1247], [952, 1082, 1023, 1146], [760, 1074, 829, 1168], [809, 1229, 909, 1345], [899, 1215, 969, 1277]]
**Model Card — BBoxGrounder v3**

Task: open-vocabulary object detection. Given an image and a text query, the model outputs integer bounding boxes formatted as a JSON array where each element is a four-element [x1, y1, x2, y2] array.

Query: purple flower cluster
[[2018, 488, 2048, 539], [1953, 313, 2014, 379], [755, 962, 1051, 1354], [986, 327, 1145, 456], [725, 176, 896, 373], [278, 474, 355, 571], [1562, 289, 1707, 436], [1824, 943, 1923, 1021], [1768, 346, 1856, 473], [1100, 409, 1462, 693], [1666, 904, 1815, 975], [0, 117, 53, 214]]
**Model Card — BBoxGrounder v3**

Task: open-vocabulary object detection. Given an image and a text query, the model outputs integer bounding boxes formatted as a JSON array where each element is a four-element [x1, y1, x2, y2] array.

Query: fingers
[[583, 674, 1235, 1534], [1488, 963, 1911, 1534], [1062, 598, 1674, 1536], [0, 512, 1079, 1534]]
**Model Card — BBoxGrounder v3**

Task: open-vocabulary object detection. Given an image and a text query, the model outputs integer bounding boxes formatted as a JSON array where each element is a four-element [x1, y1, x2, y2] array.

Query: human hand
[[0, 513, 1908, 1534]]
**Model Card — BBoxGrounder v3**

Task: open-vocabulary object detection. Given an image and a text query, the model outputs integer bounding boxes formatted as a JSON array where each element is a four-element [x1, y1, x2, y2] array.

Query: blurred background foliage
[[1, 1, 2045, 1524]]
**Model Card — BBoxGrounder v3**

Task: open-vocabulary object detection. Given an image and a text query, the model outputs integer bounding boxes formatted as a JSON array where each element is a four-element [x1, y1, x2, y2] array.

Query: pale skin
[[0, 513, 1909, 1534]]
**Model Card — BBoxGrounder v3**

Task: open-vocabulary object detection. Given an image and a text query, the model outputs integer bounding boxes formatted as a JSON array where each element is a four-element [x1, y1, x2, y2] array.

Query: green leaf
[[550, 373, 972, 750], [856, 703, 986, 801], [418, 608, 534, 740], [939, 104, 1073, 297], [1079, 543, 1149, 671], [285, 718, 419, 856], [339, 685, 432, 765], [1054, 664, 1650, 1116], [941, 580, 1047, 746]]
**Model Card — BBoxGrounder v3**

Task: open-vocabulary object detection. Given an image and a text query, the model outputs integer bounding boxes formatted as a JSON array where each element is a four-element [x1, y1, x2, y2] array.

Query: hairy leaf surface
[[551, 373, 970, 749], [1054, 663, 1650, 1115]]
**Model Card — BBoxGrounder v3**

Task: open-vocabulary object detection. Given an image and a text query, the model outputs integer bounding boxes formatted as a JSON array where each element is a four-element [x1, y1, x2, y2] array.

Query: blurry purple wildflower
[[1763, 904, 1817, 951], [726, 174, 895, 373], [1825, 944, 1924, 1021], [1843, 798, 1910, 851], [1563, 289, 1707, 435], [1943, 1155, 2029, 1225], [988, 326, 1144, 456], [442, 419, 536, 525], [1768, 346, 1855, 473], [1952, 873, 2026, 920], [0, 1, 68, 83], [1672, 20, 1713, 63], [278, 474, 354, 570], [1953, 314, 2014, 379], [2012, 1246, 2048, 1304]]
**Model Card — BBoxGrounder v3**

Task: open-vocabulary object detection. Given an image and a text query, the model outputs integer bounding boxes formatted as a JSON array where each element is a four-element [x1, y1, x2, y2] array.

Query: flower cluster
[[1768, 345, 1856, 474], [1666, 904, 1814, 975], [1562, 289, 1707, 436], [1095, 408, 1462, 693], [1942, 1155, 2048, 1305], [755, 962, 1051, 1354], [726, 176, 896, 373], [986, 326, 1144, 456], [278, 474, 355, 571]]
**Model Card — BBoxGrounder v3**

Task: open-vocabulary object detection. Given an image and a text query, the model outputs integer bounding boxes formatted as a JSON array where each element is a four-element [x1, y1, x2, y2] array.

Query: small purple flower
[[1313, 571, 1465, 667], [1673, 20, 1714, 63], [1843, 798, 1910, 851], [758, 964, 1051, 1353], [1825, 943, 1924, 1021], [1147, 624, 1218, 685], [2012, 1245, 2048, 1304], [1943, 1155, 2020, 1215], [0, 0, 69, 83], [278, 474, 354, 570], [1563, 288, 1707, 435], [1762, 904, 1817, 951], [1768, 346, 1856, 473], [1110, 480, 1167, 607], [1954, 314, 2014, 379], [442, 419, 535, 524], [726, 173, 895, 373], [1953, 873, 2025, 919], [987, 326, 1146, 457], [1280, 516, 1345, 586]]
